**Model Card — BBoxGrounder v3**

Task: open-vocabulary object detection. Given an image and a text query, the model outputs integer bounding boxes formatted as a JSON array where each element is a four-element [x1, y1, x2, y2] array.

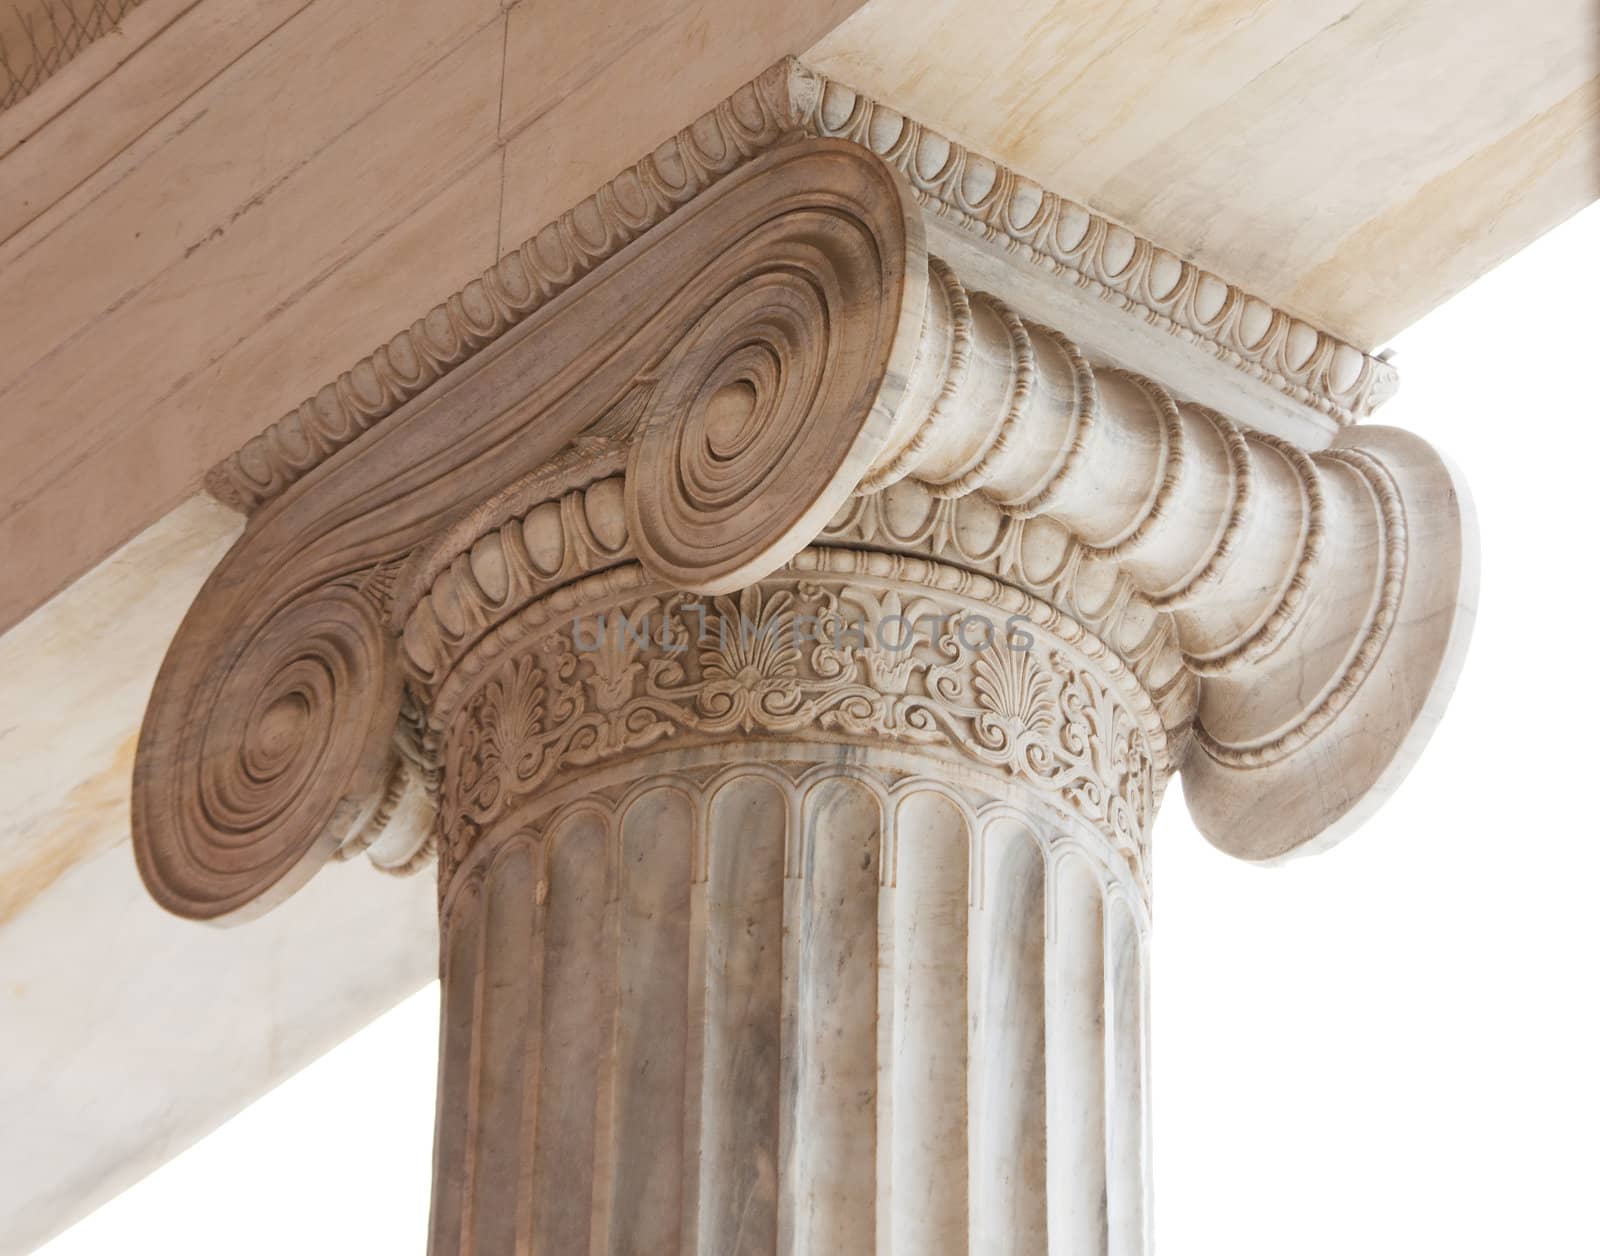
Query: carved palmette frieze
[[819, 479, 1196, 733], [433, 557, 1164, 895]]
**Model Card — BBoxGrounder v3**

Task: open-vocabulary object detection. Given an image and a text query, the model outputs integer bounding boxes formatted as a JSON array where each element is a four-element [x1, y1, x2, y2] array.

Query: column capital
[[133, 122, 1471, 925]]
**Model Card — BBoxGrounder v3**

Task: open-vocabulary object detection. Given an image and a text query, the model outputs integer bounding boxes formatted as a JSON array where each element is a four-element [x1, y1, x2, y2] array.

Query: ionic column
[[420, 556, 1161, 1255], [128, 137, 1472, 1256]]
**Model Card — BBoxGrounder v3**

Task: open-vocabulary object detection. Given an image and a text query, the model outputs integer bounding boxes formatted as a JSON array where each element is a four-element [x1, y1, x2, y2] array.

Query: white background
[[37, 203, 1600, 1254]]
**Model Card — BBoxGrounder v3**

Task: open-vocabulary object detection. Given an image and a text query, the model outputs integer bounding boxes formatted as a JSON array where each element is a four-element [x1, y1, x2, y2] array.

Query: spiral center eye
[[701, 379, 759, 459], [256, 691, 310, 763]]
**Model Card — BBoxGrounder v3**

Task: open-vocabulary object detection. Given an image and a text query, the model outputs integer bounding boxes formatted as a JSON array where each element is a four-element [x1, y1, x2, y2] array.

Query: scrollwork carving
[[621, 166, 927, 593], [135, 138, 925, 918], [133, 584, 403, 920]]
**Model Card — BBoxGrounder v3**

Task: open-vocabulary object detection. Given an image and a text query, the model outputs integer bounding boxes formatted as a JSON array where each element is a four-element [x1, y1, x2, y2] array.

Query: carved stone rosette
[[131, 138, 1473, 1253]]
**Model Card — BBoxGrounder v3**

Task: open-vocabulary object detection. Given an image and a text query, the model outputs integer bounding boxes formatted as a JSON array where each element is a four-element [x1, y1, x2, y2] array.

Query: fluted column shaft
[[426, 570, 1159, 1256]]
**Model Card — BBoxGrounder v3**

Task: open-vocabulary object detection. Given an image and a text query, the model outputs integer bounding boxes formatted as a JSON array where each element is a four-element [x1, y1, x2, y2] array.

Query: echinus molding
[[133, 136, 1471, 1252], [207, 58, 1397, 518]]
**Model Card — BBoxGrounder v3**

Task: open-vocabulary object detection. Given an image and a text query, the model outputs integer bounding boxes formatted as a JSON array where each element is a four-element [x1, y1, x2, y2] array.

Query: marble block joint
[[130, 121, 1472, 1253]]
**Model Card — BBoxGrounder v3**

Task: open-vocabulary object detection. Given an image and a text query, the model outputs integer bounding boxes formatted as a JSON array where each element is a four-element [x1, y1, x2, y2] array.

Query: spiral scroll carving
[[133, 132, 1467, 927], [625, 173, 927, 594], [134, 139, 932, 919], [133, 585, 402, 921]]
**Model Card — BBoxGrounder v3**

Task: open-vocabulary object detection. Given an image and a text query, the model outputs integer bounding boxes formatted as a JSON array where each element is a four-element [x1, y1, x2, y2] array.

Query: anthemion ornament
[[131, 62, 1473, 1254]]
